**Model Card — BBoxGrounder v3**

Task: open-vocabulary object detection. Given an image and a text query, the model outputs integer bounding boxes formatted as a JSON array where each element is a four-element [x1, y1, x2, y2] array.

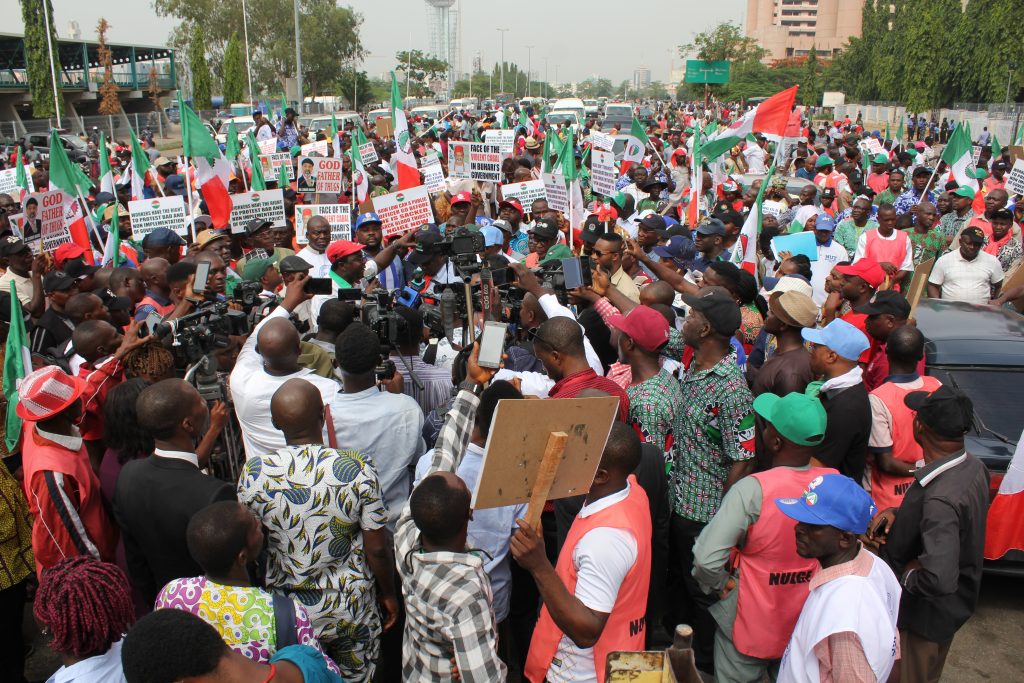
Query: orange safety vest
[[869, 376, 942, 511], [864, 229, 909, 269], [732, 466, 837, 659], [525, 475, 652, 683]]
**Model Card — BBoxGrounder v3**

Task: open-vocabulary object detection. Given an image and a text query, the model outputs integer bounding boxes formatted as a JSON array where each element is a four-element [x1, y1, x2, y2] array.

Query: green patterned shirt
[[834, 217, 878, 256], [905, 227, 946, 266], [670, 351, 756, 523], [627, 369, 684, 457], [936, 208, 974, 240]]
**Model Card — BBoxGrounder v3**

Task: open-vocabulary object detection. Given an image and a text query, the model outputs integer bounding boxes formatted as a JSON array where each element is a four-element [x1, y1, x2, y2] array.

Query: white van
[[552, 97, 586, 122]]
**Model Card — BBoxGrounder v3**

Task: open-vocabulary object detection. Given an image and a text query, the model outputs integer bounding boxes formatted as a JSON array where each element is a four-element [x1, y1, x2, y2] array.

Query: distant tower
[[67, 21, 81, 39], [425, 0, 457, 98]]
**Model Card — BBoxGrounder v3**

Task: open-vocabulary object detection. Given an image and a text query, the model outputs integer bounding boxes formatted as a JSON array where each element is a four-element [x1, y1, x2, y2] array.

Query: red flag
[[752, 85, 799, 138], [985, 433, 1024, 560]]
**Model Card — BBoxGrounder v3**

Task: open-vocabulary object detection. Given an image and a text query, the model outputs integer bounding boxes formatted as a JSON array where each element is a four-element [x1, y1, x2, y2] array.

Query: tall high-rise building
[[745, 0, 865, 62], [634, 66, 651, 92]]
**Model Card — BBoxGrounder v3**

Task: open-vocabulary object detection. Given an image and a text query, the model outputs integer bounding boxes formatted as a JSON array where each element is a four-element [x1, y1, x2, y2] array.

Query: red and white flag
[[390, 72, 420, 190], [985, 431, 1024, 560]]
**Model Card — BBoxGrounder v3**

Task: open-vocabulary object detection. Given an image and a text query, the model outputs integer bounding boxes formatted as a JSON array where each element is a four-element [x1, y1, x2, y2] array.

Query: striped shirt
[[390, 353, 455, 416], [395, 389, 506, 682]]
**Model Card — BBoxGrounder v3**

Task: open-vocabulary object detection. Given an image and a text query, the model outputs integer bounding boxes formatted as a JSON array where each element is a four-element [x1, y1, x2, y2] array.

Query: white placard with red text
[[371, 186, 434, 237]]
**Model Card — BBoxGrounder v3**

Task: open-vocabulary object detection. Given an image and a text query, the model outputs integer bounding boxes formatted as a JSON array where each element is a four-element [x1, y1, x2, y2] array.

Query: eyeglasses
[[527, 326, 554, 348], [590, 248, 621, 257]]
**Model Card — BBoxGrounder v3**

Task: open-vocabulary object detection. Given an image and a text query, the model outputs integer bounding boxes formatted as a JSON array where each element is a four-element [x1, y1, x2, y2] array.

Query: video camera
[[516, 256, 594, 305], [437, 226, 486, 276], [151, 300, 250, 366]]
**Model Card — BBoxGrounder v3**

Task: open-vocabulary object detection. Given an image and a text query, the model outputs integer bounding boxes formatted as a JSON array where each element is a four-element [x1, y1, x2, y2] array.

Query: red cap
[[498, 199, 524, 216], [54, 242, 87, 269], [607, 306, 670, 353], [836, 258, 886, 289], [326, 240, 365, 263], [16, 366, 86, 422], [451, 192, 472, 206]]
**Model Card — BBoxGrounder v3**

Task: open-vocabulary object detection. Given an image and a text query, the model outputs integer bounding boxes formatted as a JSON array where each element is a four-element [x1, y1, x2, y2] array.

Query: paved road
[[23, 572, 1024, 681]]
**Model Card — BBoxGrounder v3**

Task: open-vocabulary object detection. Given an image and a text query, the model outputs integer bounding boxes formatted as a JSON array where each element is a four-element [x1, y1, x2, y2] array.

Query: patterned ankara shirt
[[833, 218, 878, 256], [237, 444, 388, 683], [905, 227, 946, 266], [155, 576, 338, 673], [936, 208, 974, 240], [627, 369, 684, 457], [893, 189, 935, 217], [670, 351, 756, 523]]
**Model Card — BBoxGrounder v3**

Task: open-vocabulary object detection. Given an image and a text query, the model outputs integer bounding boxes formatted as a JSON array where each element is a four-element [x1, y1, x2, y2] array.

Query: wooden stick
[[524, 431, 568, 531]]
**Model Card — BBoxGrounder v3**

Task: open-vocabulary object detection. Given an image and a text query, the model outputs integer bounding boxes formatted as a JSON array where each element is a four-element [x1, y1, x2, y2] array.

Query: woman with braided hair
[[34, 555, 134, 681]]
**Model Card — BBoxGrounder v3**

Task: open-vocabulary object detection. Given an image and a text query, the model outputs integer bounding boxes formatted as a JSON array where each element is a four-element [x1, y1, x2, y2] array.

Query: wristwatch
[[459, 380, 485, 396]]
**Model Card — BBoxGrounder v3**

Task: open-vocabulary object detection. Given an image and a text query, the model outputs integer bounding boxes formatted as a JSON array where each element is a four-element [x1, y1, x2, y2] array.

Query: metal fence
[[1, 111, 176, 144], [833, 103, 1023, 143]]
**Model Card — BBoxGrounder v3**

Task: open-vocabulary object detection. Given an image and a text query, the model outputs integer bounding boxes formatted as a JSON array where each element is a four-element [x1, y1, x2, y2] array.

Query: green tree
[[97, 18, 121, 115], [900, 0, 959, 111], [20, 0, 62, 118], [222, 32, 245, 104], [954, 0, 1024, 102], [800, 46, 821, 107], [679, 21, 769, 97], [189, 24, 212, 109], [336, 69, 375, 110], [396, 50, 449, 98]]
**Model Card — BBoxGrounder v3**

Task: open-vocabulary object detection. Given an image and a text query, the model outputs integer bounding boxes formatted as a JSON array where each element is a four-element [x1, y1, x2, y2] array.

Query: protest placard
[[542, 172, 569, 213], [359, 142, 379, 165], [8, 214, 28, 250], [295, 156, 318, 193], [229, 190, 286, 234], [590, 131, 615, 152], [590, 149, 618, 197], [500, 179, 547, 208], [376, 118, 394, 138], [260, 153, 294, 180], [128, 195, 188, 239], [31, 190, 72, 254], [448, 142, 503, 182], [371, 186, 434, 237], [257, 137, 278, 155], [420, 153, 441, 169], [422, 165, 446, 194], [312, 157, 345, 194], [1006, 159, 1024, 197], [0, 166, 33, 196], [300, 140, 329, 157], [483, 129, 516, 155], [972, 145, 982, 165], [295, 204, 352, 243]]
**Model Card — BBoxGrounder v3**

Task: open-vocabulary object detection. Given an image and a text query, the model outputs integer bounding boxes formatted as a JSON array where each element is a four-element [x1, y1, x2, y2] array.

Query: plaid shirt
[[670, 351, 756, 523], [394, 389, 506, 682]]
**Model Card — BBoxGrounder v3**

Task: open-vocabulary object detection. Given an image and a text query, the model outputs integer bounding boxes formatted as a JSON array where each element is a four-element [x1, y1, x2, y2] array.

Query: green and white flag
[[991, 135, 1002, 162], [246, 131, 267, 191], [129, 128, 155, 200], [98, 132, 116, 196], [941, 122, 978, 190], [620, 117, 650, 174], [3, 286, 30, 451]]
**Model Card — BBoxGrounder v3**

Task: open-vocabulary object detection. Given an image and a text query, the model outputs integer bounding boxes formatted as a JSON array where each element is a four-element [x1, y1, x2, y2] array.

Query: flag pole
[[238, 155, 249, 191], [183, 156, 198, 241], [918, 165, 940, 205]]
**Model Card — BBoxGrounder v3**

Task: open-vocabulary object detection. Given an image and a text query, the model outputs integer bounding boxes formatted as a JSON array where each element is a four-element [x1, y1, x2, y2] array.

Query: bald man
[[238, 378, 396, 681], [229, 278, 340, 458], [136, 257, 175, 320]]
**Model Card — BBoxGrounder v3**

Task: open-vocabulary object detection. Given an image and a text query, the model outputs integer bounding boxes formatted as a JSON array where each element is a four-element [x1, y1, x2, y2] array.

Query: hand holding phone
[[477, 321, 507, 369]]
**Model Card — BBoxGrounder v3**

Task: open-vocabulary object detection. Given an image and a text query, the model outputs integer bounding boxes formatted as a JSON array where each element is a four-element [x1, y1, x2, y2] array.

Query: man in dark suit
[[113, 378, 235, 605]]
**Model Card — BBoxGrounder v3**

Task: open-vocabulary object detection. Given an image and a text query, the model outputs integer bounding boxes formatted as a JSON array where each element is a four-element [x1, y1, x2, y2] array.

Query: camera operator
[[228, 273, 340, 459], [407, 230, 462, 305]]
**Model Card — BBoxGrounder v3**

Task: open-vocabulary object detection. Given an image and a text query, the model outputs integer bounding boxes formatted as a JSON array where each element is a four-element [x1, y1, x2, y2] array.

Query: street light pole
[[1007, 63, 1018, 108], [242, 0, 255, 105], [41, 0, 62, 127], [526, 46, 534, 98], [293, 0, 303, 113], [497, 28, 509, 94]]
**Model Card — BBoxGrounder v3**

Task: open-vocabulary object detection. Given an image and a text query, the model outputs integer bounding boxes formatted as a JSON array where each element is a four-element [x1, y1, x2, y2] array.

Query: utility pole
[[1008, 63, 1018, 108], [526, 46, 534, 98], [293, 0, 303, 113], [497, 28, 509, 94], [41, 0, 62, 127], [242, 0, 255, 104], [545, 58, 549, 99]]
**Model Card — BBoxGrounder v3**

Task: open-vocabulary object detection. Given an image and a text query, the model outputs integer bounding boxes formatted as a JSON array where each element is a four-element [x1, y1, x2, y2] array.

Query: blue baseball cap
[[141, 227, 186, 248], [481, 225, 504, 248], [355, 212, 382, 231], [814, 215, 837, 233], [775, 473, 877, 535], [801, 318, 870, 362], [653, 235, 697, 269]]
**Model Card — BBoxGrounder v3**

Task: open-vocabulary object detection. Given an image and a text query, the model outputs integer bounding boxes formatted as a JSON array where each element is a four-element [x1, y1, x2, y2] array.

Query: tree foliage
[[154, 0, 363, 98], [395, 50, 450, 98], [800, 46, 821, 107], [97, 18, 121, 115], [678, 21, 773, 99], [20, 0, 62, 118], [222, 32, 245, 104], [189, 24, 212, 109], [336, 69, 376, 109]]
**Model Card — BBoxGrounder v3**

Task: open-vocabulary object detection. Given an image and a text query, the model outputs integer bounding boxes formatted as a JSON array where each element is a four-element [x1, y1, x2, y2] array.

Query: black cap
[[904, 385, 974, 439], [96, 288, 132, 311], [64, 258, 100, 279], [530, 218, 559, 241], [639, 214, 667, 233], [408, 232, 444, 265], [245, 218, 274, 236], [681, 289, 742, 337], [854, 290, 911, 319], [993, 160, 1008, 170], [695, 219, 726, 237], [713, 210, 743, 228], [962, 226, 986, 244], [580, 216, 605, 245], [641, 178, 667, 192], [821, 187, 837, 198], [278, 255, 313, 274], [43, 270, 76, 294], [0, 236, 29, 256]]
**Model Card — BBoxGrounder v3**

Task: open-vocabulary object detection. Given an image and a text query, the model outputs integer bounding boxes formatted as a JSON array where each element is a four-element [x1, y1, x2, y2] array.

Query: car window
[[928, 368, 1024, 442]]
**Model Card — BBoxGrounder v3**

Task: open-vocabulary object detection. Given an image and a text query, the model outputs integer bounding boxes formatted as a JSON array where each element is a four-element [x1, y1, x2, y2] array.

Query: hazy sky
[[25, 0, 746, 85]]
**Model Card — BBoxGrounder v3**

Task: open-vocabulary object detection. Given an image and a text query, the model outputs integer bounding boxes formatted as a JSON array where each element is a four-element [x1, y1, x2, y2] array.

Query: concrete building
[[745, 0, 865, 62], [634, 66, 651, 92]]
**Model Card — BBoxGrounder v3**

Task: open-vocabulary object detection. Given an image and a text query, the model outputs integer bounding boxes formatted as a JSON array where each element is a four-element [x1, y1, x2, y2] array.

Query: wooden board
[[1001, 260, 1024, 312], [907, 257, 935, 317], [471, 396, 619, 511], [375, 117, 395, 138]]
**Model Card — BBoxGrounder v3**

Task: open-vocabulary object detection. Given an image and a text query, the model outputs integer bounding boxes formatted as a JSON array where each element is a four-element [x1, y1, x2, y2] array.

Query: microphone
[[440, 287, 456, 343]]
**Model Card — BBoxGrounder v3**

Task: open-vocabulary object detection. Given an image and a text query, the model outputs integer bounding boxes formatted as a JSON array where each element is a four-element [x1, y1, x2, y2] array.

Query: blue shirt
[[893, 188, 936, 220], [270, 645, 343, 682]]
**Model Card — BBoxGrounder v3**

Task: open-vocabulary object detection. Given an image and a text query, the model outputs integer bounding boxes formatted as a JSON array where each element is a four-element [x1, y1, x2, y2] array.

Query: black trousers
[[663, 514, 718, 674], [0, 578, 28, 683]]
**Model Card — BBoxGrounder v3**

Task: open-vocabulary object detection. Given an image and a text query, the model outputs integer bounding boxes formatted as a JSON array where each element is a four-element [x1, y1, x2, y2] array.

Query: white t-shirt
[[296, 245, 332, 278], [546, 483, 638, 683], [744, 144, 767, 174], [928, 249, 1004, 304], [810, 240, 849, 306]]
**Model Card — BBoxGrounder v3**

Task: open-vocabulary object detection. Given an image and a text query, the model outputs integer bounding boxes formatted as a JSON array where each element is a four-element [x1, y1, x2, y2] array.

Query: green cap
[[753, 392, 827, 446], [242, 257, 276, 282], [952, 185, 976, 199], [966, 167, 988, 180], [290, 145, 302, 157], [872, 153, 889, 164], [815, 155, 834, 168], [540, 243, 574, 265], [905, 148, 918, 158]]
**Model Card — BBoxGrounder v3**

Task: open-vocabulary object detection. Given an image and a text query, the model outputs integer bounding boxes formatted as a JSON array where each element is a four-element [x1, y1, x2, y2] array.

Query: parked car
[[602, 103, 634, 131], [914, 298, 1024, 576], [306, 111, 363, 137], [22, 133, 89, 163]]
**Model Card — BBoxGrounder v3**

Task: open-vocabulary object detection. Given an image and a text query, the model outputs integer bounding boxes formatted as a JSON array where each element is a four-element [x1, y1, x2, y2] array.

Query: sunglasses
[[590, 248, 621, 257], [526, 327, 554, 348]]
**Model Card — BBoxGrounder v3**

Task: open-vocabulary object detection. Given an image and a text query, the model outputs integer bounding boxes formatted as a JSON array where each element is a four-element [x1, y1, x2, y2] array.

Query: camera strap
[[324, 405, 338, 449]]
